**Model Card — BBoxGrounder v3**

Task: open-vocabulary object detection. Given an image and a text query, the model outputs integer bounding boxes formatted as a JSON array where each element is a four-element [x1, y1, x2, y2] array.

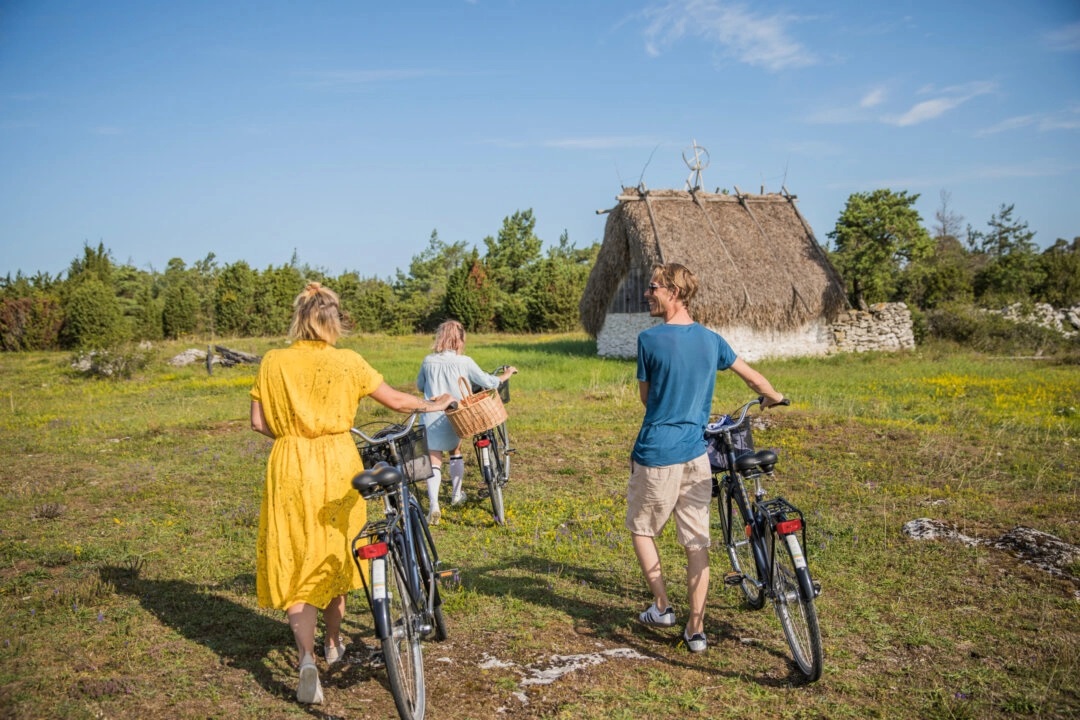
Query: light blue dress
[[416, 351, 502, 451]]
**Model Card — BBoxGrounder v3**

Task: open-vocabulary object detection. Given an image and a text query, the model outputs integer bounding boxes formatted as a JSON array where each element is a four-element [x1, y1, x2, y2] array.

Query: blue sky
[[2, 1, 1078, 281]]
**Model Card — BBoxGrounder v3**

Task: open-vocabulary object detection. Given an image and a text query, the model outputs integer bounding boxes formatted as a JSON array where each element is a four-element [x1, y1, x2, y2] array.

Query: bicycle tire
[[409, 505, 448, 642], [718, 479, 766, 610], [383, 550, 426, 720], [771, 532, 823, 682], [481, 460, 506, 525], [494, 422, 511, 486]]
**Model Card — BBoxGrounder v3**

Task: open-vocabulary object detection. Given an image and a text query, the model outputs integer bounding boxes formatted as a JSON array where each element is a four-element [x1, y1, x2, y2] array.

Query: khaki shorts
[[625, 454, 713, 550]]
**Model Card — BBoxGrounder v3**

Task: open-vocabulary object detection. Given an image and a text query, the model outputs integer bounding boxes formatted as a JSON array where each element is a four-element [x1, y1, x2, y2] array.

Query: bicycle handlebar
[[706, 396, 791, 436], [351, 412, 421, 445]]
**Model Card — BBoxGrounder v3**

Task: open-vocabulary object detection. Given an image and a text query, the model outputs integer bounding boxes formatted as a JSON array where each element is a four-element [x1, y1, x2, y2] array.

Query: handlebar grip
[[759, 396, 792, 407], [447, 401, 459, 411]]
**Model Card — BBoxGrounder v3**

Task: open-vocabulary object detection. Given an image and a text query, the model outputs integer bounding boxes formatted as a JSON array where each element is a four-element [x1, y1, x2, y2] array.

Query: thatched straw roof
[[579, 186, 848, 337]]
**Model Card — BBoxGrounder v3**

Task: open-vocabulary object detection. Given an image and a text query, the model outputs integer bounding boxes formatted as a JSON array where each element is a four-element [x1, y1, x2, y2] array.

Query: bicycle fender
[[371, 558, 392, 639], [784, 535, 817, 601]]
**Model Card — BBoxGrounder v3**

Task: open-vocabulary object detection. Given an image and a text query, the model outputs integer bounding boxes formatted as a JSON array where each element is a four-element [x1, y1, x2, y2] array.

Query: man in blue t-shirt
[[629, 263, 785, 653]]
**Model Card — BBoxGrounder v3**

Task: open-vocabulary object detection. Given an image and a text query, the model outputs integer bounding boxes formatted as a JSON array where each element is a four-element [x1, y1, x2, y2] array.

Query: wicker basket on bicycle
[[355, 423, 434, 484], [445, 376, 507, 439]]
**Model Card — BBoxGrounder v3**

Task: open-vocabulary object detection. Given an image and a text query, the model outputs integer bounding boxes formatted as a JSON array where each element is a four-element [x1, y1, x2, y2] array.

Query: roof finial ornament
[[683, 140, 709, 191]]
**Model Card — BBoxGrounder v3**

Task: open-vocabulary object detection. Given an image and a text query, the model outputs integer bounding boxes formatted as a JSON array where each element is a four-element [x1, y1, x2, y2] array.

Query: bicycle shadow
[[456, 553, 813, 686], [99, 564, 389, 715]]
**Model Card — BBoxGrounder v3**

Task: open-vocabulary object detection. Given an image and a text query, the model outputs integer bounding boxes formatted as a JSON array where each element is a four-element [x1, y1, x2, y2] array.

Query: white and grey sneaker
[[683, 630, 707, 653], [638, 603, 677, 627], [450, 490, 467, 506]]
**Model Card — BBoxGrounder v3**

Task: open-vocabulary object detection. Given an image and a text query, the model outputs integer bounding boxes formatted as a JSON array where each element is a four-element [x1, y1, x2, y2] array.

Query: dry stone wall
[[829, 302, 915, 353]]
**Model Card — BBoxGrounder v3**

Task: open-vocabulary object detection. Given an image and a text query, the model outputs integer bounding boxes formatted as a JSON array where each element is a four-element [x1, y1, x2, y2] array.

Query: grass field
[[1, 333, 1078, 719]]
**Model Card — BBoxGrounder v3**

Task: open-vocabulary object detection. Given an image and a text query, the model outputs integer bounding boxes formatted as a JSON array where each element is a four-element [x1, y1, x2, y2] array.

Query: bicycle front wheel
[[771, 532, 823, 682], [718, 479, 766, 609], [383, 551, 426, 719]]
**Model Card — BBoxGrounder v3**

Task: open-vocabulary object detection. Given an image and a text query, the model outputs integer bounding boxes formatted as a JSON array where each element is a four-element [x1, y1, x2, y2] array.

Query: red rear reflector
[[356, 542, 389, 559], [744, 525, 752, 538], [776, 519, 803, 536], [476, 438, 491, 448]]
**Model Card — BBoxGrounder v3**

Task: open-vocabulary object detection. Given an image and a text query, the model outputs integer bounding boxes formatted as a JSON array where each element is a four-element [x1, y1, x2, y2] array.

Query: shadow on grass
[[457, 553, 811, 687], [99, 564, 388, 714]]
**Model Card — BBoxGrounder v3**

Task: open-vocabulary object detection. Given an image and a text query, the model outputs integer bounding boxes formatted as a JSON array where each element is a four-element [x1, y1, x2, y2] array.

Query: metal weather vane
[[683, 140, 710, 191]]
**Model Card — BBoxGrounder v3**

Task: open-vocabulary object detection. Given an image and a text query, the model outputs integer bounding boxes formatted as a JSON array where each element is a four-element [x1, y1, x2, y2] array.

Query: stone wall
[[596, 302, 916, 359], [829, 302, 915, 353], [596, 313, 837, 360]]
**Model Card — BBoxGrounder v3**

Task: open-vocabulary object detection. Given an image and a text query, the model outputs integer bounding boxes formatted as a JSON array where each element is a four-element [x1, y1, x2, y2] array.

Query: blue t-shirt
[[632, 323, 737, 467]]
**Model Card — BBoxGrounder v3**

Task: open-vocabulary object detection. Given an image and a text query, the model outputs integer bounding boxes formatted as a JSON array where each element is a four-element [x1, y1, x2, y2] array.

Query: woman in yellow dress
[[250, 282, 452, 705]]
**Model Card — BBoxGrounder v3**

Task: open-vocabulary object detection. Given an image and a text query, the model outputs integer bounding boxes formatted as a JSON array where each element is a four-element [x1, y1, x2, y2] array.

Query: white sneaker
[[451, 490, 467, 506], [324, 636, 347, 666], [297, 655, 324, 704], [428, 506, 441, 526]]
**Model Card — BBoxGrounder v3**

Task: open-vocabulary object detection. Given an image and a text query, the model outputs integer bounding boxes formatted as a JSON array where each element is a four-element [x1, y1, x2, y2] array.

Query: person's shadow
[[99, 562, 383, 711]]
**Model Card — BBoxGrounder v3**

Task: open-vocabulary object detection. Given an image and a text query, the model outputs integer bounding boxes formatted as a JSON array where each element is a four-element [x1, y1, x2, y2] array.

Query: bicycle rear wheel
[[718, 478, 766, 609], [383, 551, 426, 719], [494, 422, 511, 484], [409, 504, 448, 641], [771, 532, 823, 682]]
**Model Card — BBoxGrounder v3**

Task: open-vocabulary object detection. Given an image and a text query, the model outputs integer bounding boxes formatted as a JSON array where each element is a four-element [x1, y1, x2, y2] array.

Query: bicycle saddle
[[352, 461, 403, 498], [734, 449, 777, 472]]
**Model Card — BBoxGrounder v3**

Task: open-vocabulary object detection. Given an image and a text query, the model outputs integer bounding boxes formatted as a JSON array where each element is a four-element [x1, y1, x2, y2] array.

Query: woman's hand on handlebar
[[426, 393, 456, 412], [498, 366, 518, 382]]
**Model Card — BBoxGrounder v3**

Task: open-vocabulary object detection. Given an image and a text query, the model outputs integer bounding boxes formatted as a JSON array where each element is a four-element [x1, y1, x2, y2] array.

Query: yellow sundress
[[249, 340, 384, 610]]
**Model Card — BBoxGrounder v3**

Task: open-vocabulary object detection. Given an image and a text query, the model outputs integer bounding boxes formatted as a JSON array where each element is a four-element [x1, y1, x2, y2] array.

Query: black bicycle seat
[[734, 449, 778, 472], [352, 461, 403, 497]]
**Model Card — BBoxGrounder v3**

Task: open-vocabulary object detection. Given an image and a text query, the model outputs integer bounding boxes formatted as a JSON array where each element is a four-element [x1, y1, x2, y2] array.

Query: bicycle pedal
[[723, 571, 744, 586], [813, 581, 822, 597], [436, 568, 461, 588]]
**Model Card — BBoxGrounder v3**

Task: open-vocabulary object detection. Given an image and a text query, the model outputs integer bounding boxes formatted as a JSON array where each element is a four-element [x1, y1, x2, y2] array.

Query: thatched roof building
[[580, 186, 849, 360]]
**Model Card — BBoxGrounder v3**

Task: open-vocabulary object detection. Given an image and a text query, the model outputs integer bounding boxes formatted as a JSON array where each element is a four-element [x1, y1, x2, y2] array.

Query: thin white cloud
[[1045, 21, 1080, 52], [641, 0, 816, 72], [975, 107, 1080, 136], [860, 87, 886, 109], [884, 81, 996, 126], [852, 159, 1077, 190]]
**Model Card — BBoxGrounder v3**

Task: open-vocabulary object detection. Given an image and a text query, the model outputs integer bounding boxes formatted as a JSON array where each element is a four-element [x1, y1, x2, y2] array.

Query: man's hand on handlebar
[[761, 394, 790, 409]]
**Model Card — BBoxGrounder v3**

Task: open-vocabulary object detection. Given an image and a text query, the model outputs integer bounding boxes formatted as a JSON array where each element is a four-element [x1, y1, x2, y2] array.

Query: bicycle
[[350, 411, 455, 720], [707, 397, 823, 682], [468, 366, 514, 525]]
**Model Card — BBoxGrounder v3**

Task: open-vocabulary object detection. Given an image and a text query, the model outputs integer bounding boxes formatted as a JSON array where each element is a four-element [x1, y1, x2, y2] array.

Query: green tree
[[484, 210, 543, 332], [161, 258, 199, 339], [0, 296, 64, 351], [1035, 238, 1080, 307], [252, 263, 305, 336], [215, 261, 256, 336], [335, 272, 397, 333], [445, 251, 496, 332], [394, 231, 468, 332], [61, 278, 126, 349], [827, 189, 932, 309], [526, 233, 597, 331], [969, 204, 1043, 306]]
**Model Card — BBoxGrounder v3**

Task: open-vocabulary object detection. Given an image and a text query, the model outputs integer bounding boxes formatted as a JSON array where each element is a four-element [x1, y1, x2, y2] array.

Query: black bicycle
[[350, 412, 454, 720], [469, 367, 514, 525], [707, 397, 823, 682]]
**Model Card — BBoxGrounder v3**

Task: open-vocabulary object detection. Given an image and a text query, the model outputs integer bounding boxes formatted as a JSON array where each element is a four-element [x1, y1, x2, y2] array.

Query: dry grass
[[0, 335, 1077, 719]]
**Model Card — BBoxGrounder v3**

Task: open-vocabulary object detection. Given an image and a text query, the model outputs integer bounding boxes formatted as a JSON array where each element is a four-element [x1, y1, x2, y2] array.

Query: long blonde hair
[[432, 319, 465, 353], [288, 282, 343, 344]]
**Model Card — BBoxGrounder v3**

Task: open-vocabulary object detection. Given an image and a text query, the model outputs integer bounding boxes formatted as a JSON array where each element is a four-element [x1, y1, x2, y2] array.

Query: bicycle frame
[[709, 397, 823, 681]]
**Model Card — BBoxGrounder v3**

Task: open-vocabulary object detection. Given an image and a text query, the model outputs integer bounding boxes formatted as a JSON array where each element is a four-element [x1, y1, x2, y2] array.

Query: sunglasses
[[647, 283, 663, 291]]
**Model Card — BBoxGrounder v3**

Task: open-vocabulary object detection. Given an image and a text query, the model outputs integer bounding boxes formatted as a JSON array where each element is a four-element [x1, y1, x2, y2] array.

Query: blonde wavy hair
[[651, 263, 699, 310], [288, 282, 343, 344], [432, 319, 466, 353]]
